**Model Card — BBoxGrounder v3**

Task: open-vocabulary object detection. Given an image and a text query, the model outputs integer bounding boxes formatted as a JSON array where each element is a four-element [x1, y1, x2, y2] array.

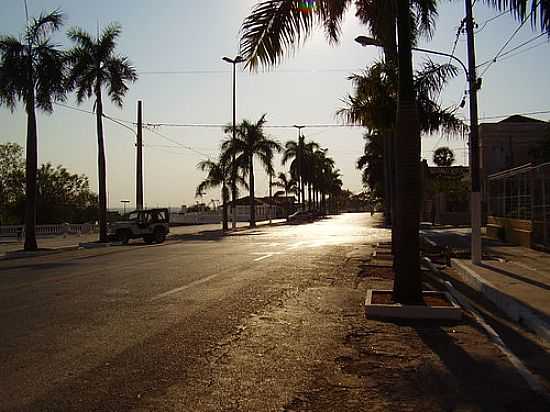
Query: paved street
[[0, 213, 388, 411]]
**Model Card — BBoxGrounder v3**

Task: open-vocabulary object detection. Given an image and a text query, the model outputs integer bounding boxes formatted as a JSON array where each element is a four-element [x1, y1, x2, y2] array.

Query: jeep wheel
[[143, 235, 154, 244], [117, 230, 130, 244], [153, 227, 166, 243]]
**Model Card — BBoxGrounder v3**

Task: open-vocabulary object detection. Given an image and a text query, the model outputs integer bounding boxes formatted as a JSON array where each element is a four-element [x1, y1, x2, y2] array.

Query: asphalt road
[[0, 213, 388, 411]]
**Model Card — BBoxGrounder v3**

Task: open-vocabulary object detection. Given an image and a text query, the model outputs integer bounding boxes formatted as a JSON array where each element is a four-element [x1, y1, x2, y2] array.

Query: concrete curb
[[451, 258, 550, 345], [1, 245, 80, 261]]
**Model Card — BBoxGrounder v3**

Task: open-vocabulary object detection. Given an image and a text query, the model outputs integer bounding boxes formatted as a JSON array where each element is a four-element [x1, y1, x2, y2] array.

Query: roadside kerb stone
[[451, 257, 550, 344], [2, 245, 80, 261]]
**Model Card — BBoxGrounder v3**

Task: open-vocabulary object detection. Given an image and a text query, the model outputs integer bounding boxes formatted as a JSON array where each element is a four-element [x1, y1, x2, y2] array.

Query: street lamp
[[355, 35, 482, 265], [120, 199, 130, 216], [222, 55, 245, 229]]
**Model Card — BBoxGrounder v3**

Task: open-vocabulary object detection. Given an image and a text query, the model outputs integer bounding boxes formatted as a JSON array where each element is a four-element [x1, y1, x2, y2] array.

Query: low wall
[[0, 223, 99, 237], [487, 216, 532, 247], [170, 212, 221, 225]]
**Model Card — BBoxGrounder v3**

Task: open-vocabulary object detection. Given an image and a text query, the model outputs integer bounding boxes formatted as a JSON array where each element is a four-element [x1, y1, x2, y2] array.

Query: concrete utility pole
[[465, 0, 482, 265], [223, 56, 245, 229], [269, 172, 273, 224], [136, 100, 144, 210]]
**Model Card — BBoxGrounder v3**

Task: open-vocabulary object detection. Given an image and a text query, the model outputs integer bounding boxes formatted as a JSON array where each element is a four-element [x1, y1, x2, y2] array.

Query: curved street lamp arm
[[411, 47, 469, 80]]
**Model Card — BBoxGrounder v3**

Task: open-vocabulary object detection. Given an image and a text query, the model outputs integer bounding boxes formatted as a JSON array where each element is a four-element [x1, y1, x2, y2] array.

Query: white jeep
[[109, 208, 170, 244]]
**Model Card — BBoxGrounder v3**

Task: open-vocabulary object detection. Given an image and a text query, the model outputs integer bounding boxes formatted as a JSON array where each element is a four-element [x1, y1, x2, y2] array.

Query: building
[[421, 160, 471, 225], [480, 115, 549, 201], [227, 196, 297, 222], [482, 116, 550, 248]]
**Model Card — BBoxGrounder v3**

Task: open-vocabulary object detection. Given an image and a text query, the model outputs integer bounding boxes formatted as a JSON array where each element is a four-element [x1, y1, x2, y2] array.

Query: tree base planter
[[365, 290, 462, 320]]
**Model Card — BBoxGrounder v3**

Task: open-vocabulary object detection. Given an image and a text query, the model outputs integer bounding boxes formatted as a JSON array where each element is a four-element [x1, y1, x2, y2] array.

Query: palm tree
[[196, 157, 247, 231], [222, 114, 282, 228], [433, 147, 455, 166], [0, 10, 67, 251], [239, 0, 550, 303], [66, 24, 137, 242], [271, 172, 297, 219], [282, 137, 319, 209]]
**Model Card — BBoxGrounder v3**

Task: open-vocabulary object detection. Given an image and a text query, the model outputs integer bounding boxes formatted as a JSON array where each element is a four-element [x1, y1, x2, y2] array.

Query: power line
[[142, 126, 213, 158], [138, 68, 357, 76], [479, 1, 540, 78], [474, 10, 508, 33], [468, 109, 550, 122], [477, 31, 548, 67]]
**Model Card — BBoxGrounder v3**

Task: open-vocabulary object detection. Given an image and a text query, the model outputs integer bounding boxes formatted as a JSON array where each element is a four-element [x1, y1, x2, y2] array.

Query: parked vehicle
[[288, 210, 315, 224], [108, 208, 170, 244]]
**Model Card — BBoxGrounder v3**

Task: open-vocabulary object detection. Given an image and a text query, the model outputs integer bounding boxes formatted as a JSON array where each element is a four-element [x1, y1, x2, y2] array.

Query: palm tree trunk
[[23, 95, 38, 251], [95, 87, 108, 242], [393, 0, 422, 304], [249, 156, 256, 228], [222, 186, 228, 231], [285, 188, 289, 220]]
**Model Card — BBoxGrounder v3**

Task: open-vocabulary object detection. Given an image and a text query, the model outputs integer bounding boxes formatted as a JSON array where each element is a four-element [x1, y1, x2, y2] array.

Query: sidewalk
[[0, 219, 286, 259], [422, 227, 550, 343]]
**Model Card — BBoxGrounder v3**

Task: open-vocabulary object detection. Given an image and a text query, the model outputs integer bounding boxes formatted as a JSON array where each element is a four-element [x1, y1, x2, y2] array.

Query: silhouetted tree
[[0, 10, 67, 249], [433, 147, 455, 166], [66, 23, 137, 242], [196, 157, 247, 231], [222, 114, 282, 227]]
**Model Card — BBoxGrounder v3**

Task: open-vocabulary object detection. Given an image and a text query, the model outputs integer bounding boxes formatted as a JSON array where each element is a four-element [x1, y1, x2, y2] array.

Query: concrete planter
[[365, 289, 462, 320]]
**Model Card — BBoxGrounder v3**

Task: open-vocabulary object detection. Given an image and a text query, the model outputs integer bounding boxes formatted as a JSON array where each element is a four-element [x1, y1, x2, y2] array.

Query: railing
[[0, 223, 99, 237]]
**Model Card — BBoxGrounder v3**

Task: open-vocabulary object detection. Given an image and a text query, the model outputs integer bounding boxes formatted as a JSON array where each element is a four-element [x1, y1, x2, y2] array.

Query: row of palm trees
[[238, 0, 550, 303], [196, 114, 343, 230], [0, 10, 136, 250]]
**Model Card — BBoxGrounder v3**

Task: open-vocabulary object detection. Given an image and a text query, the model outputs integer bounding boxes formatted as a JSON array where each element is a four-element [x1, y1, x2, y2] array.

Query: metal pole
[[465, 0, 482, 265], [231, 61, 238, 229], [136, 100, 144, 210], [269, 172, 273, 224]]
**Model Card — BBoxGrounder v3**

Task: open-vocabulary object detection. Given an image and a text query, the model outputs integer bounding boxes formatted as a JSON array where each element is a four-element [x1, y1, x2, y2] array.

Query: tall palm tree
[[282, 137, 319, 209], [272, 172, 297, 218], [196, 157, 247, 231], [0, 10, 67, 251], [222, 114, 282, 228], [66, 23, 137, 242], [239, 0, 550, 303]]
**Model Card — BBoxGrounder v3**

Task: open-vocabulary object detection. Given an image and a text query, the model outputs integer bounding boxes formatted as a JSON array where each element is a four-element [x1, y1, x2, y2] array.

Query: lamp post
[[355, 35, 482, 266], [120, 200, 130, 216], [293, 125, 305, 211], [222, 55, 245, 229]]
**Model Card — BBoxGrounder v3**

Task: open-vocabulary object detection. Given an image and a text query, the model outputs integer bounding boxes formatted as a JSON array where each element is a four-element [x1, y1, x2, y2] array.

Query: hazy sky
[[1, 0, 549, 209]]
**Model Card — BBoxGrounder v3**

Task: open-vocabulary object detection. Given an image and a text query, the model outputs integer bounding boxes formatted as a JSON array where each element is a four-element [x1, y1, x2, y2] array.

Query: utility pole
[[465, 0, 482, 265], [269, 172, 273, 224], [136, 100, 144, 210], [293, 125, 305, 211], [223, 56, 245, 229]]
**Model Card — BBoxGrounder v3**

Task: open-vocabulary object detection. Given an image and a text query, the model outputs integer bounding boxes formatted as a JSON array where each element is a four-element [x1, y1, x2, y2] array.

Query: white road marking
[[287, 241, 306, 250], [251, 252, 282, 261], [151, 272, 222, 301]]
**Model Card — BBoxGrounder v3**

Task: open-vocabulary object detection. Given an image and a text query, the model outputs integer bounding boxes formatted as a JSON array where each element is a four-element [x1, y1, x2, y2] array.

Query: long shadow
[[16, 284, 273, 411], [480, 262, 550, 292], [413, 321, 549, 411], [426, 269, 550, 384]]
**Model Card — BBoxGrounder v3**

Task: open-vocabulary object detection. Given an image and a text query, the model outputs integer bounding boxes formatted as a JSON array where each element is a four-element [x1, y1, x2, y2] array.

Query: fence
[[487, 162, 550, 246], [0, 223, 99, 238]]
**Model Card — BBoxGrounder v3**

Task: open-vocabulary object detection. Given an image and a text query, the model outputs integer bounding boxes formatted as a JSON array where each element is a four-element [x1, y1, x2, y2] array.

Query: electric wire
[[479, 1, 540, 78], [477, 31, 549, 68]]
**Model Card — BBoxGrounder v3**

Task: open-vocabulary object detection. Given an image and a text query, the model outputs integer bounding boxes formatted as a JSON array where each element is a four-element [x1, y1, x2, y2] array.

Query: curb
[[451, 258, 550, 345], [1, 245, 80, 261]]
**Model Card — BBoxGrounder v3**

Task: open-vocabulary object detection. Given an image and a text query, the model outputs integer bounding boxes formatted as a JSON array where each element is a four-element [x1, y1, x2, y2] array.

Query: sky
[[1, 0, 549, 209]]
